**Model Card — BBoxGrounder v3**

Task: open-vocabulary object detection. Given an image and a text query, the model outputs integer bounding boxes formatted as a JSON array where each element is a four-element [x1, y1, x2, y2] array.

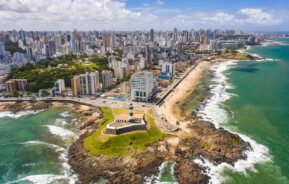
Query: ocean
[[1, 38, 289, 184], [197, 38, 289, 184], [0, 108, 78, 184]]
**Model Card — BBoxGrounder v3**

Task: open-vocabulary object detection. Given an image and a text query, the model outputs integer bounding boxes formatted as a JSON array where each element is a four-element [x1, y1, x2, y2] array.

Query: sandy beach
[[156, 61, 213, 134]]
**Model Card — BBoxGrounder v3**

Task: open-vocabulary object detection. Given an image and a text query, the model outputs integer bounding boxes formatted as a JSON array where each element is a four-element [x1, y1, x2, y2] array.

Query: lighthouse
[[128, 103, 134, 122]]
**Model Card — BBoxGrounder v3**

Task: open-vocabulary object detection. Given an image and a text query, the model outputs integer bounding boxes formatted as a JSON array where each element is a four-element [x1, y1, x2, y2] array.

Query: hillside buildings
[[130, 71, 154, 102], [5, 79, 27, 92]]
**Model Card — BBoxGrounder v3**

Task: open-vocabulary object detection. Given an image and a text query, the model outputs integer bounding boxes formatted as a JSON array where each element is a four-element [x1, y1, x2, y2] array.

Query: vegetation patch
[[84, 108, 169, 157], [8, 54, 108, 92], [213, 53, 254, 60]]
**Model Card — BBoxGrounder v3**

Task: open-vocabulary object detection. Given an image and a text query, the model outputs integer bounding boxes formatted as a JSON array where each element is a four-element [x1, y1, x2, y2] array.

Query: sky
[[0, 0, 288, 31]]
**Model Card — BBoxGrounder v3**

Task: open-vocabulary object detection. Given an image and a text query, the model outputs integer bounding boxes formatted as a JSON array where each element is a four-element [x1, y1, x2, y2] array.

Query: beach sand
[[156, 61, 213, 134]]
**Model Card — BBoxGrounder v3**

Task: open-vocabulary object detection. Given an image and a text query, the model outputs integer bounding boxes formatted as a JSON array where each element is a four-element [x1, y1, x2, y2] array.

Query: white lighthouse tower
[[128, 103, 134, 122]]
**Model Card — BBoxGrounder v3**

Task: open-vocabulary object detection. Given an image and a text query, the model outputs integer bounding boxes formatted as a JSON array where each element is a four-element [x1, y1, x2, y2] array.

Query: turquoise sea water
[[221, 39, 289, 183], [0, 108, 76, 183], [1, 39, 289, 184]]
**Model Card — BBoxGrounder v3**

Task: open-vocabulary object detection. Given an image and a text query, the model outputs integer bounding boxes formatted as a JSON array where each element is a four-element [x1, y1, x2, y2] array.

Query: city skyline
[[0, 0, 288, 31]]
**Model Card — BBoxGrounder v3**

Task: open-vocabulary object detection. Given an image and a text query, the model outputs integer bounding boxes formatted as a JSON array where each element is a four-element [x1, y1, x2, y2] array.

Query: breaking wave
[[196, 61, 271, 184], [0, 110, 43, 119]]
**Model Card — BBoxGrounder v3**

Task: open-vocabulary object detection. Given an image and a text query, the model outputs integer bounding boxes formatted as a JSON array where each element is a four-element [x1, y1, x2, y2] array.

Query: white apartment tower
[[130, 71, 154, 102], [80, 71, 100, 95], [54, 79, 65, 96], [102, 70, 114, 90]]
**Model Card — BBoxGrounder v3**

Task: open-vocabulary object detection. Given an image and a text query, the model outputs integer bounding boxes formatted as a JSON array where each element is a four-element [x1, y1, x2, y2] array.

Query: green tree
[[12, 90, 20, 97], [27, 91, 33, 97], [41, 89, 50, 97]]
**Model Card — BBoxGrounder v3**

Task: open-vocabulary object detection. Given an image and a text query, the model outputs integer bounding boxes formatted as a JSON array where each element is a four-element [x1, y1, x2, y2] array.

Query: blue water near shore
[[197, 38, 289, 184], [1, 38, 289, 184], [0, 108, 77, 184]]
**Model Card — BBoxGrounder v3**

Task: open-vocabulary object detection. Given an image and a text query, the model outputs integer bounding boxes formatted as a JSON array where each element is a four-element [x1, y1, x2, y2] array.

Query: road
[[0, 96, 152, 110], [0, 61, 200, 110], [156, 60, 200, 105]]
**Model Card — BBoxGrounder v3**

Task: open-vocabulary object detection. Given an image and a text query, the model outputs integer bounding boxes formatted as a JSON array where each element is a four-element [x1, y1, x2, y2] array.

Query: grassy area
[[84, 108, 169, 157], [175, 69, 212, 119], [213, 53, 254, 60]]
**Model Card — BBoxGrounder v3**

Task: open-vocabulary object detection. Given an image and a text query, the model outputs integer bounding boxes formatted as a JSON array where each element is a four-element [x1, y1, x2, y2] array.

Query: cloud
[[155, 0, 164, 6], [0, 0, 156, 30], [168, 8, 283, 30], [238, 8, 280, 25], [0, 0, 285, 31]]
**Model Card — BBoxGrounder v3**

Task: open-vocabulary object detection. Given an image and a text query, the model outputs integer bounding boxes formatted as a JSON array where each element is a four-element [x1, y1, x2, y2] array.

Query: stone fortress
[[105, 104, 147, 135]]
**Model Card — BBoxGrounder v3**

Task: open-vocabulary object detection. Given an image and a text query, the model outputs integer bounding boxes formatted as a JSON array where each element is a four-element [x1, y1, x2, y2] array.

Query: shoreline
[[0, 59, 254, 184], [196, 60, 270, 183], [0, 101, 102, 184]]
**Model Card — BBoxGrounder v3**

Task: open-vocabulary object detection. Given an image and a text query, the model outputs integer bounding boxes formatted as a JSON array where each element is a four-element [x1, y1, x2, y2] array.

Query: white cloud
[[0, 0, 157, 30], [168, 8, 282, 30], [0, 1, 285, 31], [238, 8, 280, 25], [155, 0, 164, 6]]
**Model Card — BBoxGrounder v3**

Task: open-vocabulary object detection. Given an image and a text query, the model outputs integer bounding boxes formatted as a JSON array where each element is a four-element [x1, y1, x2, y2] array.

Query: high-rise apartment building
[[149, 29, 154, 42], [54, 79, 65, 96], [101, 70, 113, 90], [79, 71, 100, 95], [145, 46, 151, 65], [130, 71, 154, 102], [0, 42, 5, 57], [71, 75, 80, 96], [161, 62, 175, 78], [6, 79, 28, 92]]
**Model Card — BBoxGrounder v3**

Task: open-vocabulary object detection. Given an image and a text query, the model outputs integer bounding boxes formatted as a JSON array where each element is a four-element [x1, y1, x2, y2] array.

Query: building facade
[[130, 71, 154, 102], [101, 70, 113, 90], [79, 71, 100, 95], [71, 75, 80, 96], [5, 79, 28, 92], [54, 79, 65, 96]]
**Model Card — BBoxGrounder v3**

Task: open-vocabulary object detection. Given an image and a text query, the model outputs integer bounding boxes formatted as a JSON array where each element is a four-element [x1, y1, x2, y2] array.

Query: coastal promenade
[[156, 60, 200, 106], [0, 96, 151, 110]]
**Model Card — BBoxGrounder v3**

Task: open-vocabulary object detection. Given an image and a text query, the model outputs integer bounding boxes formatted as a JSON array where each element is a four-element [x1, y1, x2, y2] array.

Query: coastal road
[[0, 96, 152, 110], [156, 60, 200, 106]]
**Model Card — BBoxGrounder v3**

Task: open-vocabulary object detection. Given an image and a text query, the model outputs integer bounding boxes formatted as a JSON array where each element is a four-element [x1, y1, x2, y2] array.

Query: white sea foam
[[0, 110, 43, 119], [23, 141, 65, 152], [6, 174, 75, 184], [55, 118, 68, 126], [196, 60, 271, 184], [21, 140, 78, 183], [46, 125, 75, 138], [60, 111, 70, 117], [256, 58, 279, 62], [197, 60, 237, 128], [261, 40, 289, 47]]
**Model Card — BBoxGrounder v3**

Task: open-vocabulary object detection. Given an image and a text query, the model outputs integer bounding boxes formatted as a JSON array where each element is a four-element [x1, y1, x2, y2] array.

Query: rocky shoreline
[[0, 101, 251, 184], [0, 101, 51, 113], [68, 107, 251, 184]]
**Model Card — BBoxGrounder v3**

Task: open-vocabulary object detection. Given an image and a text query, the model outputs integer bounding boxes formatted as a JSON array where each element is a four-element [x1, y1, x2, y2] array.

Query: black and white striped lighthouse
[[128, 103, 134, 122]]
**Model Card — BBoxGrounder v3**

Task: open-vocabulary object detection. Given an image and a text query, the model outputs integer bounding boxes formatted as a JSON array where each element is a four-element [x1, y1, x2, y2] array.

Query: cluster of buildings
[[53, 70, 114, 97], [0, 28, 270, 101], [52, 70, 155, 102]]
